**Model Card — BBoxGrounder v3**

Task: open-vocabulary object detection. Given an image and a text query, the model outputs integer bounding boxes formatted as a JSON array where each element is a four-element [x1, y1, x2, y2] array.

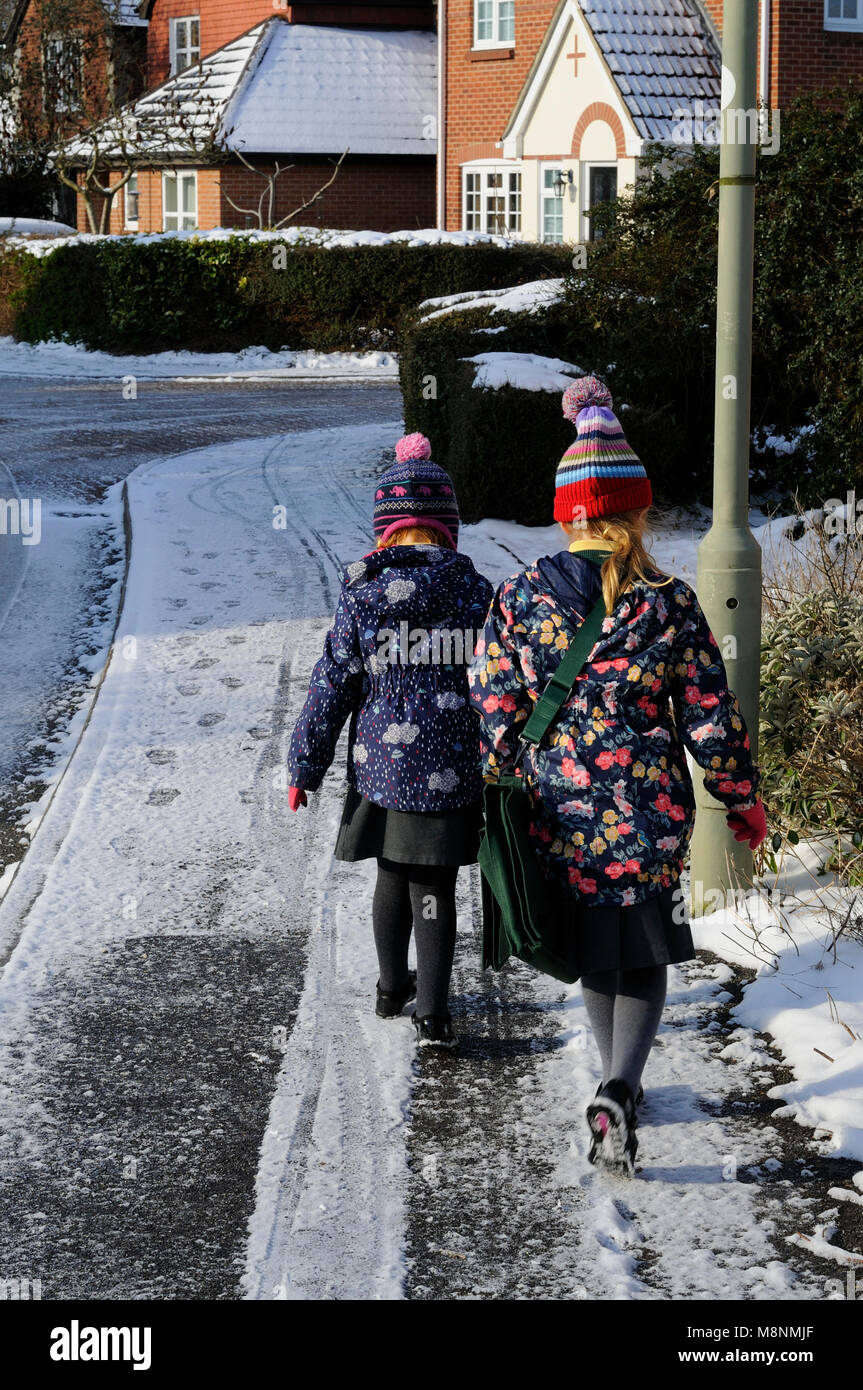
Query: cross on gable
[[566, 39, 587, 77]]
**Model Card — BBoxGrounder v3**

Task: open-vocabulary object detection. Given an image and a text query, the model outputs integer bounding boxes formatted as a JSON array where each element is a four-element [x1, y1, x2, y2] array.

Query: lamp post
[[688, 0, 762, 916]]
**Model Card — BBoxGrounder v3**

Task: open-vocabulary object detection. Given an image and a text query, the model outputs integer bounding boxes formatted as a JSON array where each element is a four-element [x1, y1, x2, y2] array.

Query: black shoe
[[412, 1012, 457, 1051], [587, 1078, 639, 1177], [595, 1080, 644, 1115], [375, 970, 417, 1019]]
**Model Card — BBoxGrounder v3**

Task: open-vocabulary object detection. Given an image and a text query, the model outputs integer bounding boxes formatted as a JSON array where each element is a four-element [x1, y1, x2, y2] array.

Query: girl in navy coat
[[468, 378, 767, 1173], [288, 434, 493, 1049]]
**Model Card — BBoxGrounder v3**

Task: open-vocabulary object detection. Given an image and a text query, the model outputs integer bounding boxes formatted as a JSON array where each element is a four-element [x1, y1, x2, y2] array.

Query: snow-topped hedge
[[0, 229, 571, 353]]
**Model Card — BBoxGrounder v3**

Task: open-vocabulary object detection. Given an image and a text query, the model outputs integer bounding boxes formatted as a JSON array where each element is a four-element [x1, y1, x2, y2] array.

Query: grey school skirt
[[334, 784, 483, 867]]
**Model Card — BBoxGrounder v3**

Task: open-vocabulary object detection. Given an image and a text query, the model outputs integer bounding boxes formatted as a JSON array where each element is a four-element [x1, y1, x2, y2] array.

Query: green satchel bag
[[477, 553, 609, 984]]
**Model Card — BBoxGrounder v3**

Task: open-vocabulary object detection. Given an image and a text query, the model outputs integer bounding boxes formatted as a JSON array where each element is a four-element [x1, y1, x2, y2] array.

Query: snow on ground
[[0, 336, 397, 382], [418, 277, 565, 323], [1, 225, 519, 260], [463, 350, 583, 392], [0, 422, 859, 1296]]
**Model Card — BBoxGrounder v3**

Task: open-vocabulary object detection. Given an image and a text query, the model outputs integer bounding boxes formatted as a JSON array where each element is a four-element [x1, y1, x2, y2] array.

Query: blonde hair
[[377, 525, 454, 550], [564, 508, 673, 615]]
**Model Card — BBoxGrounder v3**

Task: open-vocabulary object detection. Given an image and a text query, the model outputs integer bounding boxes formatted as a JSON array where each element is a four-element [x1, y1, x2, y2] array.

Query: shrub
[[3, 235, 572, 353], [759, 518, 863, 883], [400, 300, 589, 524]]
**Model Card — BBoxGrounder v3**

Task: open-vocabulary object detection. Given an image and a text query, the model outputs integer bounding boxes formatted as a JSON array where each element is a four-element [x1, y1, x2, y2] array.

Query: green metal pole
[[688, 0, 762, 917]]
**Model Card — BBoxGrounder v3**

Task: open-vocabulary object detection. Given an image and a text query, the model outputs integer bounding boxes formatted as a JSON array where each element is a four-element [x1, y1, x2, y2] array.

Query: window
[[541, 166, 564, 243], [825, 0, 863, 30], [463, 166, 521, 234], [163, 171, 197, 231], [474, 0, 515, 47], [170, 15, 201, 74], [124, 173, 139, 230], [42, 36, 84, 113], [583, 165, 618, 241]]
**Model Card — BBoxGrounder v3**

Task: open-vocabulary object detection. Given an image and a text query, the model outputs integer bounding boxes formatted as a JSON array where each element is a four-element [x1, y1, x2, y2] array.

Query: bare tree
[[220, 147, 349, 231]]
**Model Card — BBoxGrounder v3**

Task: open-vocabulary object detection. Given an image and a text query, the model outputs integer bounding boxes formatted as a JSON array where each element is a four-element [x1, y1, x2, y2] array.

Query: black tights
[[372, 858, 458, 1018]]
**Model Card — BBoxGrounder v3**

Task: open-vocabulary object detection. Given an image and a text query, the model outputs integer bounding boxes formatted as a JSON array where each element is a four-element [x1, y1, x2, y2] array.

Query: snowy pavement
[[0, 422, 860, 1299]]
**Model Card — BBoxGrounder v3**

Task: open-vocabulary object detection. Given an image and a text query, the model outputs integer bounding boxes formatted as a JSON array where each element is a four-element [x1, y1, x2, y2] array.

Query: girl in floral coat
[[467, 377, 767, 1173], [288, 434, 492, 1050]]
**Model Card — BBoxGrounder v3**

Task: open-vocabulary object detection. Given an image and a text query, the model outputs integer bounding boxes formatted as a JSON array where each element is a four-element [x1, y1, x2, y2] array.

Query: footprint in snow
[[220, 676, 244, 689], [166, 598, 188, 608], [148, 788, 181, 805], [247, 727, 270, 740], [192, 657, 218, 670], [176, 683, 200, 696], [226, 634, 246, 643], [180, 567, 199, 575], [198, 712, 225, 727], [146, 749, 176, 765], [175, 634, 197, 647], [198, 581, 222, 591], [201, 551, 218, 559], [189, 615, 212, 627]]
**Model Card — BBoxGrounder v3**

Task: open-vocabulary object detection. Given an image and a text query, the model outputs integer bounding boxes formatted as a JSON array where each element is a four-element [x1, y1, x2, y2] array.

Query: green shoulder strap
[[518, 550, 609, 751]]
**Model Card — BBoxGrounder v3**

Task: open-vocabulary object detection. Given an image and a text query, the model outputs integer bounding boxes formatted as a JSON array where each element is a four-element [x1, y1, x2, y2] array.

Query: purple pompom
[[562, 375, 613, 424], [395, 432, 432, 463]]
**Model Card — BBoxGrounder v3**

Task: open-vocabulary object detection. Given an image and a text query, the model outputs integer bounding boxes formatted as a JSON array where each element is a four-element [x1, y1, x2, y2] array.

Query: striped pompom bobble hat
[[373, 433, 460, 548], [554, 376, 652, 523]]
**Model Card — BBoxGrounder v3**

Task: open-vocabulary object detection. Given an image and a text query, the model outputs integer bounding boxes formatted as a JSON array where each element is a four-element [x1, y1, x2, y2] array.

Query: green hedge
[[3, 235, 572, 353], [400, 302, 589, 526]]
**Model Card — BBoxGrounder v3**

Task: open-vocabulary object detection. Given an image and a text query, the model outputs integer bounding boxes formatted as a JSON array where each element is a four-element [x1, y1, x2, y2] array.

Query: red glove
[[725, 801, 767, 850], [288, 786, 307, 812]]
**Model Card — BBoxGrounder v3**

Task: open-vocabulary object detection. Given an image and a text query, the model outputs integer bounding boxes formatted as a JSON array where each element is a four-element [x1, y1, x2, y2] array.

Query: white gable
[[502, 2, 640, 160]]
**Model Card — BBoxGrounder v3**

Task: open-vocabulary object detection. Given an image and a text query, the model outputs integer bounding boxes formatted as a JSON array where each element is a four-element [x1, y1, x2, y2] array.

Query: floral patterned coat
[[288, 543, 493, 812], [466, 550, 761, 907]]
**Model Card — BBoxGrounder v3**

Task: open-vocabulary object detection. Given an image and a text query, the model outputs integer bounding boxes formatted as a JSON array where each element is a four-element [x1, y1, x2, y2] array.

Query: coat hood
[[534, 549, 603, 614]]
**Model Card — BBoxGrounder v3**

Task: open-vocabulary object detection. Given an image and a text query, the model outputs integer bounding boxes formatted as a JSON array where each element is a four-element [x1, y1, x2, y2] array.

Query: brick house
[[440, 0, 863, 239], [74, 14, 437, 233], [1, 0, 148, 218]]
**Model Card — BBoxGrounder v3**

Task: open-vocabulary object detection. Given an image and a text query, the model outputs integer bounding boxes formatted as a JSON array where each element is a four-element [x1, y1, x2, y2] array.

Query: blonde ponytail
[[572, 509, 674, 615]]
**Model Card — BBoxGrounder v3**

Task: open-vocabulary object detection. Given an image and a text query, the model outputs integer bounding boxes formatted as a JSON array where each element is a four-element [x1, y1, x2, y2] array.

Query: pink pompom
[[562, 375, 613, 424], [395, 432, 432, 463]]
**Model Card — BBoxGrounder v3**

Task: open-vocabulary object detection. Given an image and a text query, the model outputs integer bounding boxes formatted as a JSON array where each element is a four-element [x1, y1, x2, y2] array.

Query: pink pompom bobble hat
[[373, 433, 460, 548]]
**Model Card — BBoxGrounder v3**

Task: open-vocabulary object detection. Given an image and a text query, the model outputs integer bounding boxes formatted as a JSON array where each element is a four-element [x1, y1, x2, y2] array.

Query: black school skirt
[[559, 880, 696, 975], [334, 784, 483, 867]]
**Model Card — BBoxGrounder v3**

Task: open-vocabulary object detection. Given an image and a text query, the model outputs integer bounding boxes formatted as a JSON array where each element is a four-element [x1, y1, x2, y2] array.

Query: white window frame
[[540, 163, 565, 244], [124, 172, 140, 230], [473, 0, 515, 49], [169, 15, 201, 75], [162, 170, 198, 232], [42, 35, 84, 113], [824, 0, 863, 30], [462, 162, 522, 235], [581, 162, 618, 242]]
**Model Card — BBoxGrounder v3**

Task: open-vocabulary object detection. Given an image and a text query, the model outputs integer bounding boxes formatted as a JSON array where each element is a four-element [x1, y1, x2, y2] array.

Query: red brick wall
[[146, 0, 434, 86], [219, 155, 435, 230], [444, 0, 560, 230], [697, 0, 863, 107]]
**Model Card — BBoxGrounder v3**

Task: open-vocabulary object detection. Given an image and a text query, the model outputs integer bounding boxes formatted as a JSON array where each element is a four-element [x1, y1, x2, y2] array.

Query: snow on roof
[[580, 0, 721, 144], [67, 19, 436, 163], [225, 23, 437, 155]]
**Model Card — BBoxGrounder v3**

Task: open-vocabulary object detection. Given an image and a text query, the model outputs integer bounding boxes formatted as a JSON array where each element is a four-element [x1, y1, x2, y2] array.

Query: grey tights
[[372, 857, 458, 1018], [580, 965, 668, 1095]]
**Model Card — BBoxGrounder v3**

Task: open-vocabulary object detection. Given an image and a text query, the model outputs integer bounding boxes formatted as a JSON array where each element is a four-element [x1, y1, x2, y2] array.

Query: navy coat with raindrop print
[[287, 544, 494, 811]]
